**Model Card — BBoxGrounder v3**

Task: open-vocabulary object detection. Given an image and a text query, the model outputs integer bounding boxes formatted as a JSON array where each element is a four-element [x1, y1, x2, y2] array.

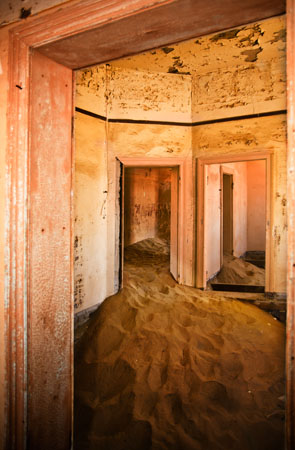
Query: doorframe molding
[[4, 0, 295, 447], [196, 152, 272, 290], [117, 156, 194, 286]]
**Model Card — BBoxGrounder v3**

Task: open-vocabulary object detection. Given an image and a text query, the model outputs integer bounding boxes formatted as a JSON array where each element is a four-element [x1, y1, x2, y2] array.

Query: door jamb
[[117, 156, 189, 285], [5, 0, 295, 447], [196, 152, 272, 290]]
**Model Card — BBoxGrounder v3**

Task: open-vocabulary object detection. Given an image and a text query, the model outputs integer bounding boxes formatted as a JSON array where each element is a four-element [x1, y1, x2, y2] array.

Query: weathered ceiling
[[38, 0, 286, 69], [109, 16, 286, 75]]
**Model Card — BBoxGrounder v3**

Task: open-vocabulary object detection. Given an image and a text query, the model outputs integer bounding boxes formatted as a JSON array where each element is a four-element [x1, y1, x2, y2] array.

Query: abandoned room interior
[[2, 0, 295, 449], [73, 16, 287, 449]]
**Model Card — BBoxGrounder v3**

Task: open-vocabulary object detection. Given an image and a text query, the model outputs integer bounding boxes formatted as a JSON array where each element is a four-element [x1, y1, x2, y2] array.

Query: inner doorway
[[222, 171, 234, 258], [119, 164, 179, 285], [197, 154, 270, 292]]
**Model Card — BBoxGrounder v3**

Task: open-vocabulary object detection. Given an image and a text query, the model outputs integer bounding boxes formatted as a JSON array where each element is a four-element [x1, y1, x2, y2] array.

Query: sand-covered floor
[[209, 254, 265, 286], [75, 238, 285, 450]]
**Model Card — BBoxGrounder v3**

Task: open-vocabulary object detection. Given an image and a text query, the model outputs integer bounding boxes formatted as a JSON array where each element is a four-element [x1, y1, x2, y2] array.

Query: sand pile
[[75, 239, 285, 450], [210, 254, 265, 286]]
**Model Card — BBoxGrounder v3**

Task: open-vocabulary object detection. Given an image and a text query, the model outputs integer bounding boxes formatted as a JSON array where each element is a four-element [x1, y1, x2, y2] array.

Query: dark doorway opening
[[222, 173, 234, 257]]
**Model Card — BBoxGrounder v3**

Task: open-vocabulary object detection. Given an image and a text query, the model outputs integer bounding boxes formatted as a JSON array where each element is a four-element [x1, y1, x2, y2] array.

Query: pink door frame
[[196, 152, 272, 290], [117, 156, 194, 285], [4, 0, 295, 448]]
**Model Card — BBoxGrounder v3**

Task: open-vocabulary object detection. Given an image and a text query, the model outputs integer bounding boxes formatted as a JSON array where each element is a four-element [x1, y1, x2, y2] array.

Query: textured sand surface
[[75, 239, 285, 450], [210, 254, 265, 286]]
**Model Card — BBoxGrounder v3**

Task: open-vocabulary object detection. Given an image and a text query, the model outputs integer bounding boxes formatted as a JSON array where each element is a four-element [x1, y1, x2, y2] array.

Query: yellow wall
[[75, 65, 193, 313], [75, 14, 287, 312], [74, 113, 109, 311]]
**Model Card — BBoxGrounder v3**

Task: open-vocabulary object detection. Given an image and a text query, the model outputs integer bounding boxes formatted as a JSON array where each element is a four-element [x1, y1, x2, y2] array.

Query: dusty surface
[[75, 238, 285, 450], [210, 254, 265, 286]]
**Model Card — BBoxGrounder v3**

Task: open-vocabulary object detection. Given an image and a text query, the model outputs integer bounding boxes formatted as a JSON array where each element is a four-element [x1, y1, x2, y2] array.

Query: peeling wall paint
[[76, 64, 192, 122], [107, 67, 191, 122], [110, 16, 285, 76], [75, 14, 287, 312]]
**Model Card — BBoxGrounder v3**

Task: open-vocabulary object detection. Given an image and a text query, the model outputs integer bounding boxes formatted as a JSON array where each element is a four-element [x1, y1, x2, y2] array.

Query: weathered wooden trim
[[4, 0, 290, 448], [286, 0, 295, 448], [6, 30, 30, 450], [196, 153, 272, 291], [27, 50, 73, 450], [118, 156, 194, 286]]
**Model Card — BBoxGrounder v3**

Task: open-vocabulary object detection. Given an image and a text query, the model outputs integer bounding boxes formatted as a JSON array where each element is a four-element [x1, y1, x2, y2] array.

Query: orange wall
[[124, 167, 171, 246], [247, 160, 266, 251]]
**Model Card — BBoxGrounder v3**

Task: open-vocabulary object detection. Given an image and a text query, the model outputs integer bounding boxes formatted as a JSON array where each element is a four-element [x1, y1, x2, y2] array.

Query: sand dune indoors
[[75, 239, 285, 450]]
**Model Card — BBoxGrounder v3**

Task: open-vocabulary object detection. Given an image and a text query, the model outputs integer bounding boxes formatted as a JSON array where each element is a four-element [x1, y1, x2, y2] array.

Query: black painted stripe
[[75, 106, 286, 127]]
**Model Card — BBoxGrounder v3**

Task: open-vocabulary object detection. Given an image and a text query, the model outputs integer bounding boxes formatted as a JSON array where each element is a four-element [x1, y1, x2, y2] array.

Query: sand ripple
[[75, 238, 285, 450]]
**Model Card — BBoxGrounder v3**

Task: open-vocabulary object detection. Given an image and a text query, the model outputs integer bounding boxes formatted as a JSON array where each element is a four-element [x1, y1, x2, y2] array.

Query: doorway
[[117, 159, 183, 286], [222, 171, 234, 258], [197, 154, 270, 291], [6, 1, 294, 448]]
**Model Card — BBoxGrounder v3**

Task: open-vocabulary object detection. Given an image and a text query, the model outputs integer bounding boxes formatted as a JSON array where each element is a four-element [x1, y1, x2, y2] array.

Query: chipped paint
[[193, 114, 287, 293], [241, 47, 263, 62], [110, 16, 286, 77], [75, 14, 287, 303]]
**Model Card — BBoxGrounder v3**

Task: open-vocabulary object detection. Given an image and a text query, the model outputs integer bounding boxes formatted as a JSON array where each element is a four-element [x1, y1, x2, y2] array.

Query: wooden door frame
[[196, 152, 272, 291], [287, 2, 295, 447], [220, 166, 234, 267], [4, 0, 295, 448], [117, 156, 192, 285]]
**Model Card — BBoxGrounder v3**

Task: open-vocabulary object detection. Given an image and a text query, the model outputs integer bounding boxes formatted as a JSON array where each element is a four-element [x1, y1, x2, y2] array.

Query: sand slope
[[210, 254, 265, 286], [75, 239, 285, 450]]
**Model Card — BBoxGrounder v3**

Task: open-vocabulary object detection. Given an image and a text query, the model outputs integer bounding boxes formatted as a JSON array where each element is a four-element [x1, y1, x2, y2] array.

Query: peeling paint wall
[[75, 14, 287, 309], [75, 64, 192, 313], [124, 167, 171, 246], [191, 17, 286, 121], [107, 67, 191, 123]]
